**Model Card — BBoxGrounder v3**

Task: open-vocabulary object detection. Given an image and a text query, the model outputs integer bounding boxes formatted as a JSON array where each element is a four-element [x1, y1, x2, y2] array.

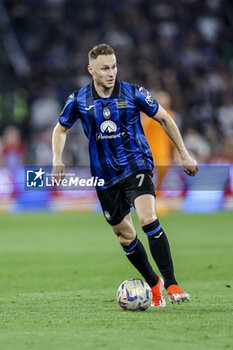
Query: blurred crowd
[[0, 0, 233, 168]]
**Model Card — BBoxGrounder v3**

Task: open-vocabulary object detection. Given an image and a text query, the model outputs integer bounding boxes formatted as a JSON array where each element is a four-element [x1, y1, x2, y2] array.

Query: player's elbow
[[159, 117, 167, 128], [54, 122, 67, 134]]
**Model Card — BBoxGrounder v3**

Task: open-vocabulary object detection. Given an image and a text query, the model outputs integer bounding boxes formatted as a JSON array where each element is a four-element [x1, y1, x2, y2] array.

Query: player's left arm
[[153, 104, 198, 176]]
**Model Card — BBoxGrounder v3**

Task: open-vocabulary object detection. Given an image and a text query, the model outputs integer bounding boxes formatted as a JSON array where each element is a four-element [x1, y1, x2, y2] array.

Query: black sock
[[122, 237, 158, 287], [142, 219, 177, 289]]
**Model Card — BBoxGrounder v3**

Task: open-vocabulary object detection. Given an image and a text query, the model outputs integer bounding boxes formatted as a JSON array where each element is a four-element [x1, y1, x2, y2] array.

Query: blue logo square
[[26, 168, 45, 187]]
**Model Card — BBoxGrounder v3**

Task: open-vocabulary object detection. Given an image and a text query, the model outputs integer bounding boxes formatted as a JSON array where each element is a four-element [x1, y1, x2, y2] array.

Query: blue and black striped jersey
[[59, 80, 159, 189]]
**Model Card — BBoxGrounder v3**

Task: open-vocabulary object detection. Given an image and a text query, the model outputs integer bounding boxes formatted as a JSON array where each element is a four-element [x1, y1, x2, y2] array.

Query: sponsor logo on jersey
[[96, 132, 125, 140], [85, 105, 94, 111], [97, 117, 125, 141], [100, 120, 117, 133]]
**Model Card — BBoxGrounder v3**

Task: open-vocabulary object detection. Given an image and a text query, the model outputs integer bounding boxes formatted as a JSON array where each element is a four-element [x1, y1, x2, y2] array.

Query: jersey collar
[[91, 79, 120, 100]]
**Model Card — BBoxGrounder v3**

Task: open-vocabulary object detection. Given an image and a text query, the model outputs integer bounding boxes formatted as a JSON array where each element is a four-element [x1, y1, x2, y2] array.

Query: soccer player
[[52, 44, 198, 307]]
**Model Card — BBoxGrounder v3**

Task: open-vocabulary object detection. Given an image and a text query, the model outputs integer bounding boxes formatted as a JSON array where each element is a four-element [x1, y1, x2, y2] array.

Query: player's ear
[[87, 65, 93, 76]]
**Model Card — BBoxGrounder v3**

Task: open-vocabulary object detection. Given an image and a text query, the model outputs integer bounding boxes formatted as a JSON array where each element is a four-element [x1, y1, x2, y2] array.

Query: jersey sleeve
[[59, 91, 79, 129], [134, 85, 159, 118]]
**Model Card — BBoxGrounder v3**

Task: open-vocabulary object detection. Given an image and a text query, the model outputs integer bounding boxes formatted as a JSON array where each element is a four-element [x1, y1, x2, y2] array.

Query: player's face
[[88, 54, 117, 90]]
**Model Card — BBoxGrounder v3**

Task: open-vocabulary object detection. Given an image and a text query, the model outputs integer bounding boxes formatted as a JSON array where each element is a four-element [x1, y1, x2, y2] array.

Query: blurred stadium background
[[0, 0, 233, 213]]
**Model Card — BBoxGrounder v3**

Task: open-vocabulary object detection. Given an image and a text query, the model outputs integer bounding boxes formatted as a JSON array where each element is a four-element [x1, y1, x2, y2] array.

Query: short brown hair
[[88, 43, 115, 61]]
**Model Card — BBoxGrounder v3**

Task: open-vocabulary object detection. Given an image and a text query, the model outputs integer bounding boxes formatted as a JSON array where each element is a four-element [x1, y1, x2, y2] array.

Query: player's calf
[[142, 218, 178, 288], [121, 236, 159, 288]]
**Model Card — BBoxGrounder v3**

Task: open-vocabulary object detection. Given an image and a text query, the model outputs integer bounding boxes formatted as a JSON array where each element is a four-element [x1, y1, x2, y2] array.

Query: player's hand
[[51, 163, 66, 183], [181, 154, 198, 176]]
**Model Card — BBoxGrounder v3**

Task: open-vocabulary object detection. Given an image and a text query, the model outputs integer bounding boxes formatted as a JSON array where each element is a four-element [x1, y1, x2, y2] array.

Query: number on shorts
[[136, 174, 145, 187]]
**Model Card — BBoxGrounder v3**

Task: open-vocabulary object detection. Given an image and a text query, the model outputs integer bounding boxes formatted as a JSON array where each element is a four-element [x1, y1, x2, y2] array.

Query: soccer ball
[[117, 278, 152, 311]]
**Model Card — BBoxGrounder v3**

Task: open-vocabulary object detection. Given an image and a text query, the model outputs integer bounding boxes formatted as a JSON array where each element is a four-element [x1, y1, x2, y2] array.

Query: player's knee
[[140, 215, 157, 227], [113, 227, 136, 246], [118, 234, 135, 247]]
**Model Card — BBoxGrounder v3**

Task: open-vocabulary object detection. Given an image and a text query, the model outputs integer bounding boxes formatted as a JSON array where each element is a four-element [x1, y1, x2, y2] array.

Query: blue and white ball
[[117, 278, 152, 311]]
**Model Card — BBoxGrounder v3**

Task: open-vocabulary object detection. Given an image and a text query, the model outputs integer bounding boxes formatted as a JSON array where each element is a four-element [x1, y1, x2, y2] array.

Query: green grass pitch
[[0, 211, 232, 350]]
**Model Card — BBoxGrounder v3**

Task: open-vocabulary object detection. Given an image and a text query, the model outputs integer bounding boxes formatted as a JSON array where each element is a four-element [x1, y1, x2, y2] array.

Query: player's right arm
[[52, 123, 67, 181], [51, 91, 79, 181]]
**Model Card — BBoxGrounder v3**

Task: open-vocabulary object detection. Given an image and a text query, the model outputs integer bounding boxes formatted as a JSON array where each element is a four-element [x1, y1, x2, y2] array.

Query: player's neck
[[93, 81, 114, 98]]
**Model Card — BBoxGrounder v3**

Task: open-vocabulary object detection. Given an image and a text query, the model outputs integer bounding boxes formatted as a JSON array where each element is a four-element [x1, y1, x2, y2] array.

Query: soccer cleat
[[166, 285, 190, 304], [151, 274, 166, 308]]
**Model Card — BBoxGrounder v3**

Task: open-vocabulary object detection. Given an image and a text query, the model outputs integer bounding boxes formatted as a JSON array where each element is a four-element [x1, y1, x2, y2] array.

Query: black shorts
[[97, 169, 155, 226]]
